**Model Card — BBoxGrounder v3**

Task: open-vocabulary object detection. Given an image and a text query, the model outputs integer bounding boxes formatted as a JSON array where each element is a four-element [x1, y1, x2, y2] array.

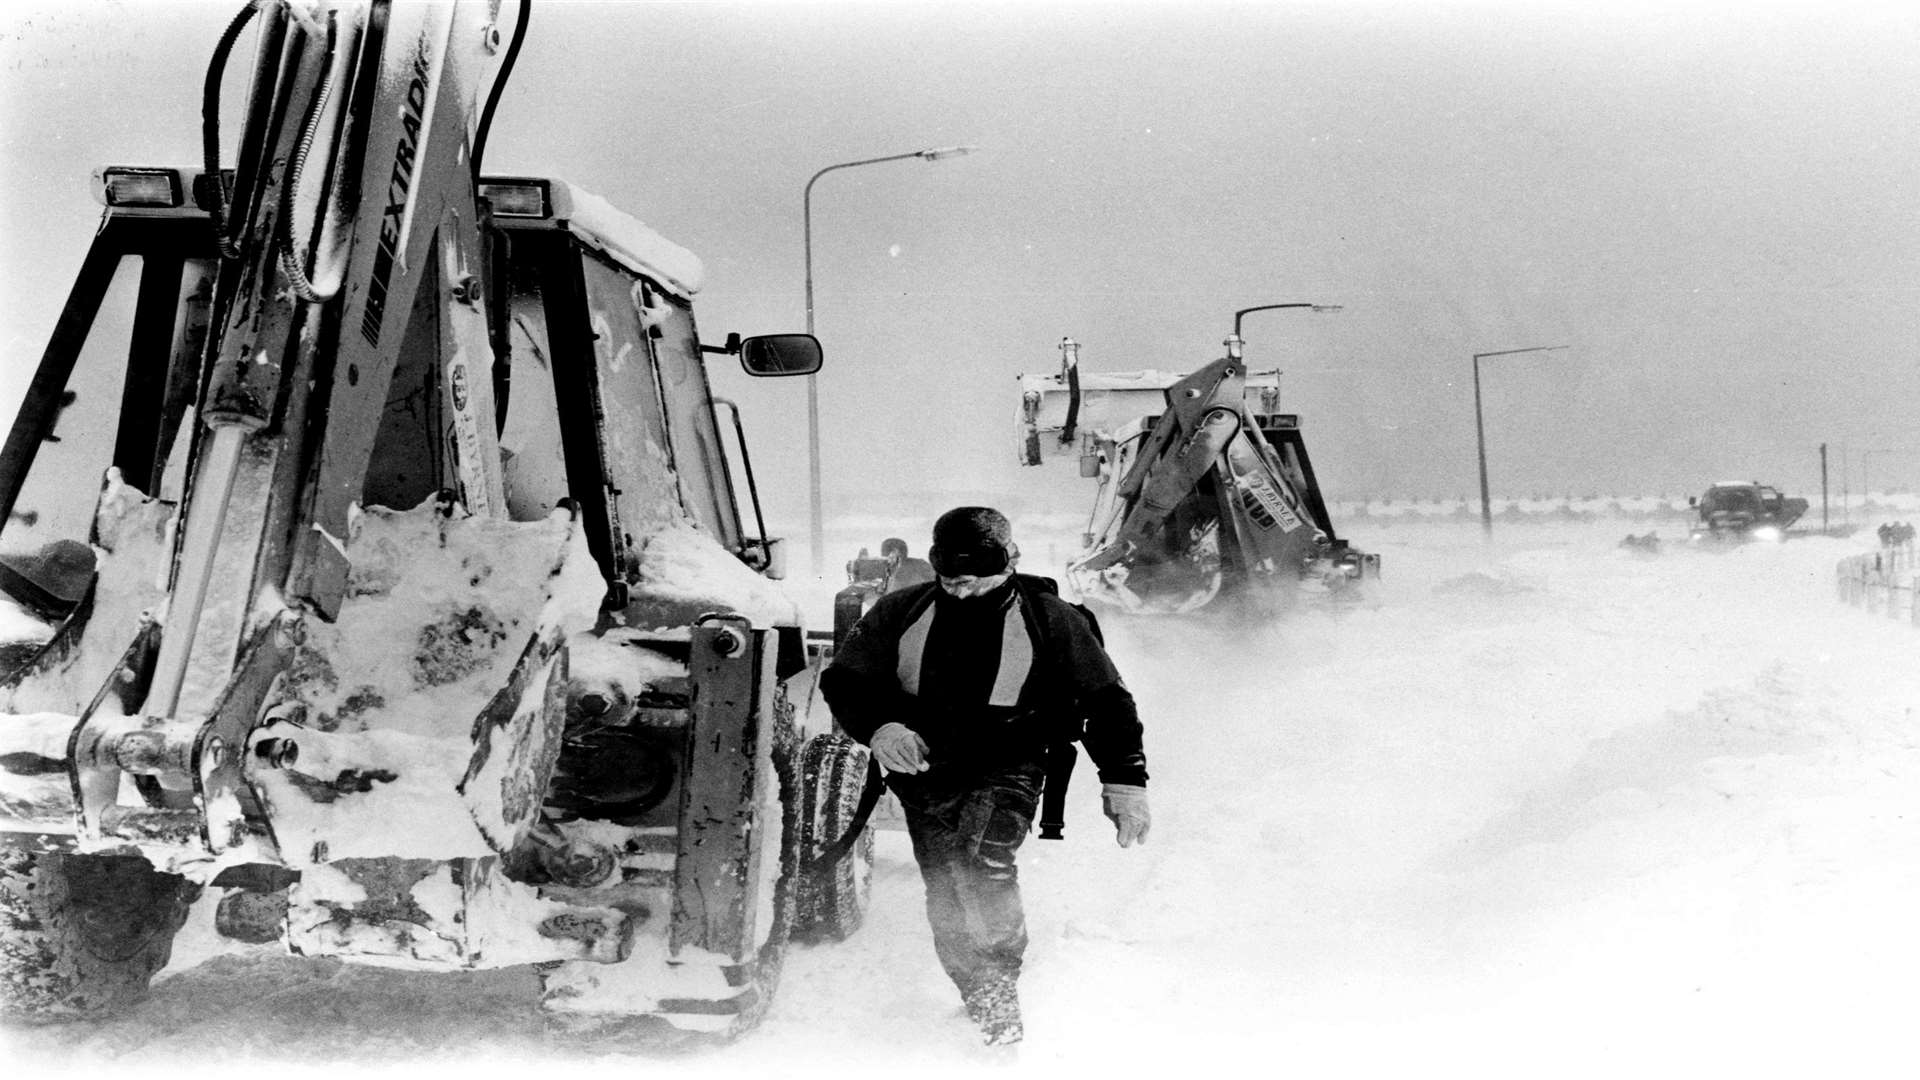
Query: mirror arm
[[698, 332, 744, 356]]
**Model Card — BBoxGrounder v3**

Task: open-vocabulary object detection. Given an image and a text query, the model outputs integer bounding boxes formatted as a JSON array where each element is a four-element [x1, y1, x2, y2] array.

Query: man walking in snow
[[820, 506, 1150, 1047]]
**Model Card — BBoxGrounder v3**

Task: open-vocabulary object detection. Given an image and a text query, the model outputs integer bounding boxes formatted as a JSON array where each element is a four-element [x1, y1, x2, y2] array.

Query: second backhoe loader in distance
[[1017, 336, 1378, 616], [0, 0, 874, 1045]]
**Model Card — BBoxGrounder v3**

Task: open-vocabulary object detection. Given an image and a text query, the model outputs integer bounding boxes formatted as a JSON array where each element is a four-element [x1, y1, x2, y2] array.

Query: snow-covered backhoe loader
[[1017, 337, 1378, 615], [0, 0, 872, 1043]]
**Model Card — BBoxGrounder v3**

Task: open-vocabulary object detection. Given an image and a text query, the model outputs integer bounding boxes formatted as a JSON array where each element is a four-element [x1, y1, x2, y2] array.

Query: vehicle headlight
[[1751, 526, 1782, 542]]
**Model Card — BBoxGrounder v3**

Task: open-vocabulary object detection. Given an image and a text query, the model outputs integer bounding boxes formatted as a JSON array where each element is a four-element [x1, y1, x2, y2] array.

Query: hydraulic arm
[[1018, 341, 1378, 615]]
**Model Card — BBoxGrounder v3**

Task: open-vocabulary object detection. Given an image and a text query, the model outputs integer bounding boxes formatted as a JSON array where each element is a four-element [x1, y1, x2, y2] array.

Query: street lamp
[[1230, 302, 1344, 342], [802, 145, 977, 575], [1225, 303, 1343, 404], [1472, 345, 1569, 537]]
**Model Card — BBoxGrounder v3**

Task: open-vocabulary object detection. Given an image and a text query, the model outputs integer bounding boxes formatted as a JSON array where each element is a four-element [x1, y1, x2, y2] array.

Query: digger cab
[[0, 167, 815, 650]]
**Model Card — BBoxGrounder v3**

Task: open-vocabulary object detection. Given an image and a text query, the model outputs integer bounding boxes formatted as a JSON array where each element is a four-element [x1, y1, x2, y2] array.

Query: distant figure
[[880, 536, 936, 592], [1618, 532, 1661, 557], [845, 546, 890, 589]]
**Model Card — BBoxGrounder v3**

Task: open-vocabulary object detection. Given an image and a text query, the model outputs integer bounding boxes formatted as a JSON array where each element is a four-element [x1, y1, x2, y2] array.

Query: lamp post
[[1225, 303, 1342, 405], [1228, 303, 1343, 358], [802, 145, 977, 575], [1231, 302, 1344, 341], [1473, 345, 1569, 537]]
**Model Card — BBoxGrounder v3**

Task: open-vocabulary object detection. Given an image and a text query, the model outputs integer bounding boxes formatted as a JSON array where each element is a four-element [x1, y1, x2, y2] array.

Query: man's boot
[[962, 972, 1022, 1046]]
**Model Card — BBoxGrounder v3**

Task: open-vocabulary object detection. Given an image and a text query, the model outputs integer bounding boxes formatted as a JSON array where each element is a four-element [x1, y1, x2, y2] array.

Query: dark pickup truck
[[1688, 481, 1808, 542]]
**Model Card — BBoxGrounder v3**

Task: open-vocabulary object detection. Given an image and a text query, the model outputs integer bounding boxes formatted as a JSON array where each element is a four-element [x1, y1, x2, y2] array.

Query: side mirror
[[739, 334, 822, 377]]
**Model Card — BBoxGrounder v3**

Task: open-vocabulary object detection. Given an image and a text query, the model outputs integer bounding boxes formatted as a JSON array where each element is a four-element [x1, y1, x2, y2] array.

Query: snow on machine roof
[[92, 166, 706, 300]]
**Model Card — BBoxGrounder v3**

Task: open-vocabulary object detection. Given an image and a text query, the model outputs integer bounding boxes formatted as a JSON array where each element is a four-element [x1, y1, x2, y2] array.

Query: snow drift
[[6, 511, 1920, 1079]]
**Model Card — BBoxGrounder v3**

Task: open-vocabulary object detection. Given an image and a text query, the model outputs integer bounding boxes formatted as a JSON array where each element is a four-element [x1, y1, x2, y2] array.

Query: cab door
[[491, 229, 745, 593]]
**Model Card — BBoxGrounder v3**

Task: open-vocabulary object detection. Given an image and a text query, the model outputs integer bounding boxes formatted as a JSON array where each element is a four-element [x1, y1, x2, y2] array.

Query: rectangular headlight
[[100, 168, 183, 208], [479, 179, 550, 218]]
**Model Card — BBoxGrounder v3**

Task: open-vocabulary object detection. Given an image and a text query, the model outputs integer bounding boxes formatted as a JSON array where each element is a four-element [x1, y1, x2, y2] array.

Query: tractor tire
[[790, 733, 874, 944], [0, 845, 200, 1022]]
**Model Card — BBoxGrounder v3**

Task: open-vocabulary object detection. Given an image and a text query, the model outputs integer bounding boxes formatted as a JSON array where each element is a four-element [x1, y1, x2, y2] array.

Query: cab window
[[576, 254, 699, 544], [3, 258, 141, 555], [641, 285, 741, 551], [4, 252, 212, 556], [497, 263, 572, 523]]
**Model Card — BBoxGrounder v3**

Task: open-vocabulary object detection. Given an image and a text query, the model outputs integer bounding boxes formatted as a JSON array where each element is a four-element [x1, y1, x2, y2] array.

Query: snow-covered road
[[8, 518, 1919, 1079]]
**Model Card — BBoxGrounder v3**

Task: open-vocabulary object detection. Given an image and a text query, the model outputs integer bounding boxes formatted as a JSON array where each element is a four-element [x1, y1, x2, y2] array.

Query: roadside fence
[[1837, 541, 1919, 626]]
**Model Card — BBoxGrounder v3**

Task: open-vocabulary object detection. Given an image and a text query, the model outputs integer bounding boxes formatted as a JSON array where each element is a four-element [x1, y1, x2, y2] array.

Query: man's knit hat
[[929, 506, 1014, 577]]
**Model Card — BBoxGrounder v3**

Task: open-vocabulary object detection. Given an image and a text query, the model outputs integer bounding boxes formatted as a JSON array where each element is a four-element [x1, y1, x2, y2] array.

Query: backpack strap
[[1011, 574, 1095, 841], [1075, 600, 1105, 644], [806, 755, 885, 871], [1035, 742, 1078, 840]]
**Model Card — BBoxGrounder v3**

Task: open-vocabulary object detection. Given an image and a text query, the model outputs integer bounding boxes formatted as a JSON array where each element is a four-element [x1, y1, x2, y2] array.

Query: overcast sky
[[3, 0, 1916, 526]]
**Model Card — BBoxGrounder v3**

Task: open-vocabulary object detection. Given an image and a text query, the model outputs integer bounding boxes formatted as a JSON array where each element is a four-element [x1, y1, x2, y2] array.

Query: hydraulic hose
[[277, 10, 342, 302], [470, 0, 530, 182], [1061, 361, 1081, 445], [202, 0, 259, 261]]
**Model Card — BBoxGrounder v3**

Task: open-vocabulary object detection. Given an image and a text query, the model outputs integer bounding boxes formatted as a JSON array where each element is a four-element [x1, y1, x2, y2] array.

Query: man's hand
[[870, 722, 930, 774], [1100, 783, 1150, 847]]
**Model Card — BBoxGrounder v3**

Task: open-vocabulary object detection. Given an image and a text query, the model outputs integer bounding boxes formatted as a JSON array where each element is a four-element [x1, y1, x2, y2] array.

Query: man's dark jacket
[[819, 574, 1147, 786]]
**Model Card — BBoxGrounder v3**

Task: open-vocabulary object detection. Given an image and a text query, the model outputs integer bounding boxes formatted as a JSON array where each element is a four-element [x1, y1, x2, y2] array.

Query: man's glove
[[869, 722, 930, 774], [1100, 783, 1150, 847]]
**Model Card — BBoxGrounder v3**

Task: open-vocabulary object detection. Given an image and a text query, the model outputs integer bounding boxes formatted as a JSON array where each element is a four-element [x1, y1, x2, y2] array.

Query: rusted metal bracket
[[669, 614, 774, 963]]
